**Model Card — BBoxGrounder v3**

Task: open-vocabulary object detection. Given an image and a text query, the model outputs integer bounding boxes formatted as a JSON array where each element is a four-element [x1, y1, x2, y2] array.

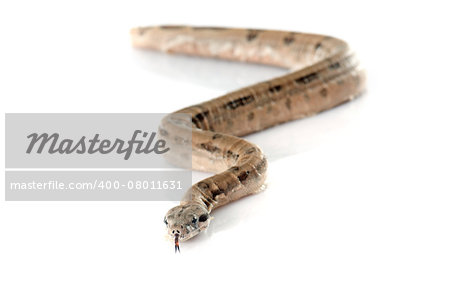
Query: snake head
[[164, 203, 210, 241]]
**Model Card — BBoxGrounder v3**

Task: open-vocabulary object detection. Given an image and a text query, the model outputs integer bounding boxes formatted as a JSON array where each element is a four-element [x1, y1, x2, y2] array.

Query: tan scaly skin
[[130, 25, 366, 250]]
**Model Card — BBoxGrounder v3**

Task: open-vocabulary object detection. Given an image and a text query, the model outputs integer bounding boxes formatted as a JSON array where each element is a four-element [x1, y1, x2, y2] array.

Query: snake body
[[130, 25, 366, 242]]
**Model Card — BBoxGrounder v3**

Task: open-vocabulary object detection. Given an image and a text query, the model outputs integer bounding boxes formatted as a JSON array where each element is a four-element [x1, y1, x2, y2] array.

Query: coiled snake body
[[130, 26, 365, 248]]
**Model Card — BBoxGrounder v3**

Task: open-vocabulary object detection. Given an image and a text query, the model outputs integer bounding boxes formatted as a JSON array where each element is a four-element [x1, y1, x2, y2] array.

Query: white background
[[1, 0, 449, 281]]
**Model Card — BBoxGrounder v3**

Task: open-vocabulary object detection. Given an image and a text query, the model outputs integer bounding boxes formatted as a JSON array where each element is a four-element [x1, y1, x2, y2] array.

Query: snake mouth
[[169, 231, 188, 241], [168, 225, 203, 241], [169, 230, 199, 242]]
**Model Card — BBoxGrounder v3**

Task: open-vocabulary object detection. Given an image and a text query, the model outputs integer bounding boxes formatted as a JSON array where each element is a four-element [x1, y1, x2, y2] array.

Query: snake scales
[[130, 25, 365, 248]]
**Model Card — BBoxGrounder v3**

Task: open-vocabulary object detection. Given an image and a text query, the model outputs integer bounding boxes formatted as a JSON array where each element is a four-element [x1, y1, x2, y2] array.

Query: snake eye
[[192, 216, 197, 224], [199, 214, 209, 222], [164, 217, 168, 225]]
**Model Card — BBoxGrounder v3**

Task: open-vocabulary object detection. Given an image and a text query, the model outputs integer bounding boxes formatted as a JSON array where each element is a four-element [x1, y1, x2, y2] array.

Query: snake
[[130, 25, 366, 251]]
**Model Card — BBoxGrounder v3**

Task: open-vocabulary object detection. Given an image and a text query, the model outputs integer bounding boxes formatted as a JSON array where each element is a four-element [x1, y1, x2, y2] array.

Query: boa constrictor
[[130, 25, 365, 251]]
